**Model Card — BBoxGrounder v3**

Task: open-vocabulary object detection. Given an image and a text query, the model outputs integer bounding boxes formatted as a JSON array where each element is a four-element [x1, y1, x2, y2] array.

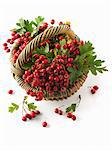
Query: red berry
[[4, 46, 8, 50], [42, 59, 48, 65], [43, 22, 48, 28], [73, 39, 77, 44], [67, 43, 72, 48], [42, 121, 47, 127], [59, 21, 63, 25], [33, 54, 39, 59], [59, 110, 63, 115], [8, 90, 13, 94], [93, 85, 99, 90], [55, 43, 60, 49], [59, 36, 63, 41], [22, 116, 27, 121], [39, 55, 46, 61], [30, 111, 36, 118], [91, 88, 96, 94], [80, 40, 84, 45], [54, 108, 59, 113], [3, 43, 7, 47], [72, 115, 76, 121], [67, 112, 73, 118], [6, 48, 10, 53], [25, 114, 32, 119], [51, 19, 55, 24], [25, 32, 31, 37], [11, 32, 16, 36], [68, 58, 73, 63], [63, 44, 67, 49], [35, 110, 40, 115], [7, 39, 11, 43], [49, 75, 53, 81], [53, 86, 58, 91]]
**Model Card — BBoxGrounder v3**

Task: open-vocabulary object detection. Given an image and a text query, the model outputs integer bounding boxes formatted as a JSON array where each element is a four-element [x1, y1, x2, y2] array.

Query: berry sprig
[[90, 85, 99, 94]]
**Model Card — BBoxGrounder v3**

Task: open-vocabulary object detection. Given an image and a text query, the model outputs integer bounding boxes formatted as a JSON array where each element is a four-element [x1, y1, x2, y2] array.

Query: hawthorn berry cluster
[[90, 85, 99, 94], [22, 33, 82, 101], [54, 108, 76, 121], [22, 110, 40, 121], [3, 18, 84, 101]]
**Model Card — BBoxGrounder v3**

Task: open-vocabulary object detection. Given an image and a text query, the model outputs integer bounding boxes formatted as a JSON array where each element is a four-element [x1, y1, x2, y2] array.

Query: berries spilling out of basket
[[3, 16, 107, 101]]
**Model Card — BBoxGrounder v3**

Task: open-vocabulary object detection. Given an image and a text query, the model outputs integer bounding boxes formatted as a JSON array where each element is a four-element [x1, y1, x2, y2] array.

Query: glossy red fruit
[[67, 112, 73, 118], [7, 39, 11, 43], [63, 44, 67, 49], [73, 39, 77, 44], [93, 85, 99, 90], [30, 111, 36, 118], [51, 19, 55, 24], [59, 36, 63, 41], [22, 116, 27, 121], [59, 110, 63, 115], [55, 43, 60, 49], [25, 114, 32, 119], [3, 43, 7, 47], [8, 90, 13, 94], [54, 108, 59, 113], [72, 115, 76, 121], [25, 32, 31, 37], [6, 48, 10, 53], [68, 58, 73, 63], [4, 46, 8, 50], [42, 59, 48, 65], [91, 88, 96, 94], [35, 110, 40, 115], [59, 21, 63, 25], [11, 31, 16, 36], [42, 121, 47, 127]]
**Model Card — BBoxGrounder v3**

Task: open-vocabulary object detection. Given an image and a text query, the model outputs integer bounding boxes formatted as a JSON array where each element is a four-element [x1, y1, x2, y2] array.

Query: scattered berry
[[91, 88, 96, 94], [42, 121, 47, 127], [93, 85, 99, 90], [67, 112, 73, 118], [8, 90, 13, 94], [72, 115, 76, 121], [22, 116, 27, 121], [50, 19, 55, 24]]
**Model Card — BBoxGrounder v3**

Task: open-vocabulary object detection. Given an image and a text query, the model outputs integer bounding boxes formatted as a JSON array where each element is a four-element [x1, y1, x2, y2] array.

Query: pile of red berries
[[3, 18, 84, 101]]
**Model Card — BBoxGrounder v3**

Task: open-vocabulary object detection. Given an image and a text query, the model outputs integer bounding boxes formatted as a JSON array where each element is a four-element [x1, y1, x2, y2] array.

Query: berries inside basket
[[4, 16, 107, 101]]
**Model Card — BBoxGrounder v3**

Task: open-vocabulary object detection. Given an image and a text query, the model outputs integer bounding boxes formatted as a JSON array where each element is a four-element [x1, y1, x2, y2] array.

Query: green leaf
[[23, 62, 33, 69], [67, 67, 75, 73], [70, 73, 76, 85], [27, 102, 37, 111], [18, 18, 25, 28], [79, 41, 94, 55], [60, 39, 66, 46], [44, 43, 49, 53], [8, 103, 19, 113], [94, 60, 105, 66], [35, 16, 44, 26], [66, 104, 76, 113]]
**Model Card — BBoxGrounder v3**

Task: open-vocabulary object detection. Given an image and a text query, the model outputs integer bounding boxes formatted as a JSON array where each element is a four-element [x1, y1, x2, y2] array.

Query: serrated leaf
[[27, 103, 37, 111], [66, 103, 76, 113], [44, 43, 49, 53], [67, 67, 75, 73], [8, 103, 19, 113]]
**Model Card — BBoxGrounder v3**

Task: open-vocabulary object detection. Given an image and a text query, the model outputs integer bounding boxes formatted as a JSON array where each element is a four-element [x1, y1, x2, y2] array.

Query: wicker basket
[[10, 24, 88, 101]]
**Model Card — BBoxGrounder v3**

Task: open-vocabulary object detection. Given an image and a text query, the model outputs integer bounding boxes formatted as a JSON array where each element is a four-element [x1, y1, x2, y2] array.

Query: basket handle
[[13, 25, 76, 75]]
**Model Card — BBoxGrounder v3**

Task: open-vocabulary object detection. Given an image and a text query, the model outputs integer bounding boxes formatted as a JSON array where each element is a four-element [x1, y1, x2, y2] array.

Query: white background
[[0, 0, 112, 150]]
